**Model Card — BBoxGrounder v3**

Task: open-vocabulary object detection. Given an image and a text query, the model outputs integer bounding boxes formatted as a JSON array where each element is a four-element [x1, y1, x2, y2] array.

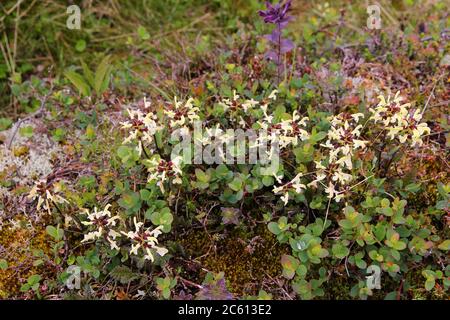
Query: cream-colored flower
[[165, 97, 199, 128], [273, 173, 306, 205], [310, 112, 368, 202], [146, 156, 183, 193], [28, 180, 69, 215], [121, 217, 168, 262], [121, 108, 160, 156], [268, 89, 278, 100], [370, 91, 430, 147], [257, 110, 309, 150], [80, 204, 121, 250], [242, 98, 259, 112]]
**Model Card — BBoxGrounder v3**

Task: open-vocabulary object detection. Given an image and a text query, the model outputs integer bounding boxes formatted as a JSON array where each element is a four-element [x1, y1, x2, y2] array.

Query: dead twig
[[7, 83, 54, 149]]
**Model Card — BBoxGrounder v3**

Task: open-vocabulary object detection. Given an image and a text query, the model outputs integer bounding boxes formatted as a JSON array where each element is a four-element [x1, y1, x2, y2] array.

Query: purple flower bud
[[258, 0, 292, 25]]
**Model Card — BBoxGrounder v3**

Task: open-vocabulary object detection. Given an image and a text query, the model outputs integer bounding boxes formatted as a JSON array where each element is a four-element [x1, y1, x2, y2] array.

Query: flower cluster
[[164, 97, 200, 128], [121, 108, 161, 156], [80, 204, 121, 250], [80, 206, 168, 262], [311, 113, 367, 202], [28, 180, 69, 215], [370, 91, 430, 146], [258, 108, 310, 150], [258, 0, 294, 66], [273, 173, 306, 205], [218, 90, 260, 115], [121, 90, 429, 208], [321, 113, 367, 169], [121, 217, 168, 262], [146, 156, 183, 192]]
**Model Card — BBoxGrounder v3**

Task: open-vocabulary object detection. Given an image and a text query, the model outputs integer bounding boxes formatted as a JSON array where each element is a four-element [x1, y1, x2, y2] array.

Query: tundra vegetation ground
[[0, 0, 448, 300]]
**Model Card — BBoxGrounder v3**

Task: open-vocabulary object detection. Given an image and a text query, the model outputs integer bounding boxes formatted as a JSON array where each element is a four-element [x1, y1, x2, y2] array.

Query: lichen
[[0, 119, 61, 187]]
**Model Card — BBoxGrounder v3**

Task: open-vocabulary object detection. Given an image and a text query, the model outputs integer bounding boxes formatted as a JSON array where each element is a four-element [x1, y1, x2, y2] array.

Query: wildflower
[[258, 0, 294, 77], [273, 173, 306, 205], [80, 204, 121, 250], [165, 97, 199, 128], [258, 110, 309, 150], [241, 98, 259, 112], [146, 156, 183, 193], [143, 96, 151, 109], [258, 1, 292, 26], [370, 91, 409, 127], [121, 217, 168, 262], [121, 108, 160, 156], [309, 112, 368, 202], [219, 90, 260, 113], [370, 91, 430, 147], [28, 180, 69, 214], [396, 109, 430, 147], [268, 89, 279, 100], [321, 112, 367, 170]]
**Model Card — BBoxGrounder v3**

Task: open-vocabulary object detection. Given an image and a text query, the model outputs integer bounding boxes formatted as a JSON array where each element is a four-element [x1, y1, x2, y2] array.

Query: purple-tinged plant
[[258, 0, 294, 82], [195, 278, 234, 300]]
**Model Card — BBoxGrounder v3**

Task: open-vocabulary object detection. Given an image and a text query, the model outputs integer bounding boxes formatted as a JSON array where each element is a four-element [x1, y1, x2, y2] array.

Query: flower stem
[[277, 22, 281, 84]]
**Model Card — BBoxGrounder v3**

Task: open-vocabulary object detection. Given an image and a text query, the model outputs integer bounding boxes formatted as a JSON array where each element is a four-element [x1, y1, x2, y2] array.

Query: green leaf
[[281, 254, 300, 279], [386, 231, 407, 250], [309, 131, 327, 144], [374, 223, 387, 241], [268, 222, 281, 235], [27, 274, 41, 285], [64, 70, 90, 96], [75, 39, 87, 52], [369, 250, 384, 262], [405, 183, 421, 193], [33, 259, 44, 267], [81, 60, 95, 88], [19, 126, 33, 138], [437, 240, 450, 251], [85, 124, 96, 140], [0, 259, 8, 270], [52, 127, 67, 142], [94, 56, 111, 95], [294, 144, 314, 163], [355, 258, 367, 269], [215, 164, 231, 179], [0, 118, 13, 131], [195, 169, 210, 183], [118, 191, 141, 212], [46, 225, 63, 241], [117, 145, 131, 159], [378, 207, 393, 216], [380, 198, 390, 208], [140, 189, 152, 201], [110, 266, 140, 284], [384, 291, 397, 300], [150, 207, 173, 231], [228, 177, 243, 192], [338, 219, 353, 229], [137, 26, 150, 40], [425, 278, 435, 291], [156, 276, 174, 299], [262, 176, 274, 187], [296, 264, 308, 277], [332, 243, 350, 259], [20, 284, 31, 292]]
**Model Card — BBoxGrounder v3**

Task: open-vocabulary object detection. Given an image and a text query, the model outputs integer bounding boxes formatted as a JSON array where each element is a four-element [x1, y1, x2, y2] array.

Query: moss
[[179, 224, 288, 296], [0, 217, 52, 298], [321, 273, 353, 299], [405, 269, 449, 300]]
